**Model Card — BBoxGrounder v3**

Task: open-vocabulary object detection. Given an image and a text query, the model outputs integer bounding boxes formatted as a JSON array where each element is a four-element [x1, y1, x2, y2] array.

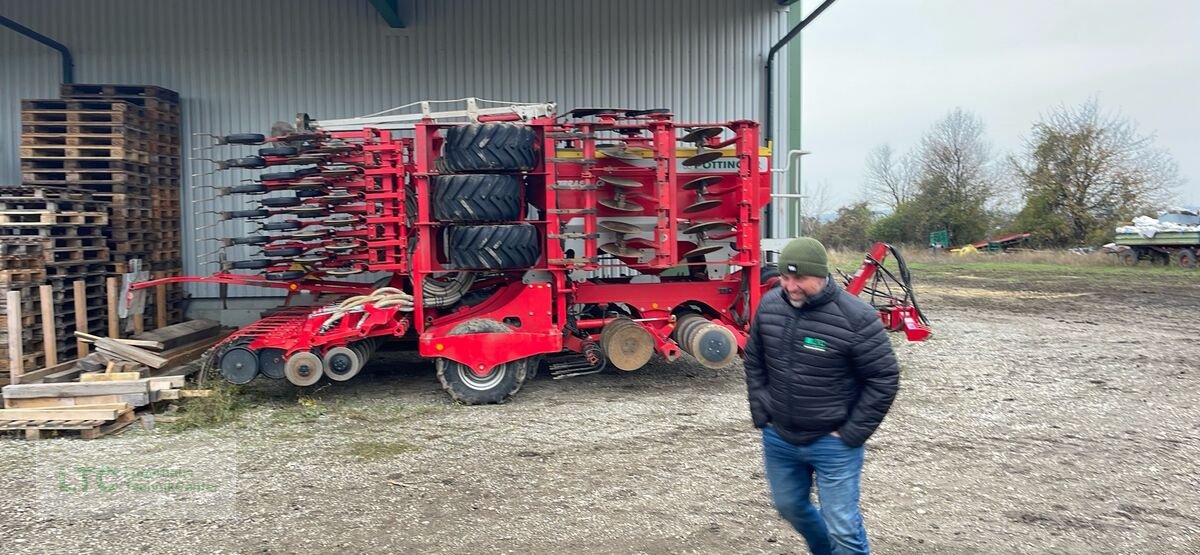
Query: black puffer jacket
[[744, 276, 900, 447]]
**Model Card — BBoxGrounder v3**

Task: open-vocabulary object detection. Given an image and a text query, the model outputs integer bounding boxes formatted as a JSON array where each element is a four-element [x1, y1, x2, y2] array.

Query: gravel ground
[[0, 263, 1197, 554]]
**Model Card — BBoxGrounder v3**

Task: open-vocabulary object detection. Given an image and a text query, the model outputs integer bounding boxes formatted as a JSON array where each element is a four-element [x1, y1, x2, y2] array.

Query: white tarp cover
[[1116, 215, 1200, 238]]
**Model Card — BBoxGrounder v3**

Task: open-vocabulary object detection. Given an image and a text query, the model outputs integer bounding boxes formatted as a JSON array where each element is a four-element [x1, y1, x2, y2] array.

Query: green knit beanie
[[778, 237, 828, 277]]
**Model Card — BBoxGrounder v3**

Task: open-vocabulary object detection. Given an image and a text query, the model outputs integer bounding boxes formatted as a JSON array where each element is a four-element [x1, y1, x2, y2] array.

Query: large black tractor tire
[[446, 224, 540, 269], [433, 174, 522, 222], [443, 124, 537, 173], [436, 319, 528, 405]]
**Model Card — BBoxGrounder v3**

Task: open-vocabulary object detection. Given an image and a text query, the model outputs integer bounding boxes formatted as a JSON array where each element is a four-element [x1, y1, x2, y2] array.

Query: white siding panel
[[1, 0, 792, 297]]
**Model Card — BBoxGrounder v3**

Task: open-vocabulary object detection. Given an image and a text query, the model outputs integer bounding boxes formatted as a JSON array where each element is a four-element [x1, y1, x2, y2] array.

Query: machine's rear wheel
[[433, 174, 522, 222], [1175, 249, 1196, 269], [442, 124, 537, 172], [435, 319, 529, 404], [446, 224, 540, 269], [1118, 249, 1138, 266]]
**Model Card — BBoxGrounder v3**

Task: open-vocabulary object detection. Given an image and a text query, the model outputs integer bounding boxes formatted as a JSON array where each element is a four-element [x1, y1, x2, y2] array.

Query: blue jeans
[[762, 425, 870, 555]]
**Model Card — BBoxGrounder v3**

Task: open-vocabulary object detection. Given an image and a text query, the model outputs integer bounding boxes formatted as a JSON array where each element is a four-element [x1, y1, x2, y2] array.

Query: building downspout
[[0, 15, 75, 84], [763, 0, 836, 236]]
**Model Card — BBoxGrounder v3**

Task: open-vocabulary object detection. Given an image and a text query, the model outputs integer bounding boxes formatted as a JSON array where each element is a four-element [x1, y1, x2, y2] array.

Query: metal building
[[1, 0, 799, 303]]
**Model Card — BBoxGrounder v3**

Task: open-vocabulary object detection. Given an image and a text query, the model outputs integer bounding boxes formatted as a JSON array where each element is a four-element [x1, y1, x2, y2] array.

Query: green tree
[[1010, 99, 1180, 246], [814, 202, 875, 251]]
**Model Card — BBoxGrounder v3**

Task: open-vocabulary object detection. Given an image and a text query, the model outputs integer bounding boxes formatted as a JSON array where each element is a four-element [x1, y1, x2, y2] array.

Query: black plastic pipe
[[0, 15, 74, 83], [763, 0, 835, 236], [764, 0, 835, 146]]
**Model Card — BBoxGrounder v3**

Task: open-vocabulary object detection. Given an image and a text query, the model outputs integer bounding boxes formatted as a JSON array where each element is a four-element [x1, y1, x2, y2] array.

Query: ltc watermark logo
[[56, 466, 221, 494], [39, 454, 239, 519]]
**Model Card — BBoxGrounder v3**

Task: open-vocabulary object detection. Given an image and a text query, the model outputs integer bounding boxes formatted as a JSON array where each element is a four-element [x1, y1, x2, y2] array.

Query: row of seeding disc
[[196, 130, 374, 280]]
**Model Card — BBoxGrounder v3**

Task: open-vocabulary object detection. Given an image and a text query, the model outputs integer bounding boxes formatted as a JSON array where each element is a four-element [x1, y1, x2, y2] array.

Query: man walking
[[744, 237, 900, 555]]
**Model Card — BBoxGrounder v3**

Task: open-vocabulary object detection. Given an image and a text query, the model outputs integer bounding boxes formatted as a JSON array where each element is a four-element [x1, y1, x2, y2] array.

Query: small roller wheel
[[261, 247, 305, 258], [218, 346, 259, 384], [260, 196, 302, 208], [223, 133, 265, 145], [227, 156, 266, 169], [322, 346, 362, 382], [259, 221, 302, 232], [260, 171, 297, 181], [258, 348, 286, 379], [225, 209, 270, 219], [259, 146, 298, 157], [228, 259, 274, 270], [266, 270, 306, 281], [227, 184, 268, 195], [284, 351, 323, 386]]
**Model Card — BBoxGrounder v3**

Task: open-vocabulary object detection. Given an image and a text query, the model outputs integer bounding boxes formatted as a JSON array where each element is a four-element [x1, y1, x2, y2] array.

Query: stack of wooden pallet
[[18, 84, 186, 328], [0, 187, 110, 367], [58, 84, 186, 325]]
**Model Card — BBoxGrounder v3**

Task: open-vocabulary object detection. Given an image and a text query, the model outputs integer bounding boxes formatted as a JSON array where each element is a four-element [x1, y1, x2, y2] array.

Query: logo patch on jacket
[[802, 336, 827, 352]]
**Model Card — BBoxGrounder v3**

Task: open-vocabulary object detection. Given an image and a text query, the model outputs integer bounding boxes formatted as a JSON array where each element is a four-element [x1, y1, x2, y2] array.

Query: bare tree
[[863, 144, 915, 210], [1010, 98, 1181, 245], [801, 180, 833, 236]]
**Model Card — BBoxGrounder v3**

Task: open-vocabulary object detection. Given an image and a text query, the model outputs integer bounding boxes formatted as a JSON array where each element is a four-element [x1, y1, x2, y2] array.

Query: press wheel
[[218, 346, 259, 384], [601, 318, 655, 371], [323, 347, 362, 382], [284, 351, 323, 386]]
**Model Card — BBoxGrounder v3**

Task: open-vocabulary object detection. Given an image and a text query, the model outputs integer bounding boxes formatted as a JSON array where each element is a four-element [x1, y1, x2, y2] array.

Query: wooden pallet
[[60, 83, 180, 105], [20, 134, 150, 149], [20, 110, 143, 125], [0, 407, 137, 440], [21, 99, 144, 114], [21, 122, 149, 136], [0, 211, 108, 226], [19, 145, 151, 164], [0, 195, 109, 213], [0, 268, 47, 286]]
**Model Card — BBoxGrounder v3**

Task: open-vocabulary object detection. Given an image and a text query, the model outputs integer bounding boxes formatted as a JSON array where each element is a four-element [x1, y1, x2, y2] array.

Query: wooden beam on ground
[[94, 338, 168, 368], [131, 320, 221, 352], [6, 290, 23, 384], [39, 285, 57, 367], [0, 407, 121, 421], [106, 277, 119, 337], [6, 393, 148, 409], [2, 380, 150, 399], [15, 359, 77, 385], [179, 389, 212, 398], [74, 280, 88, 356], [80, 372, 142, 382]]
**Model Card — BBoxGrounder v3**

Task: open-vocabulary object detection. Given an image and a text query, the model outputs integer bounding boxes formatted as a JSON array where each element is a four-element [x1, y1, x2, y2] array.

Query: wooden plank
[[0, 407, 120, 421], [179, 389, 212, 398], [106, 277, 118, 337], [10, 359, 77, 385], [152, 388, 180, 401], [5, 394, 145, 408], [7, 290, 24, 382], [74, 331, 159, 349], [39, 285, 57, 367], [156, 333, 226, 370], [43, 364, 85, 383], [74, 280, 89, 356], [131, 319, 221, 351], [80, 372, 142, 382], [155, 284, 167, 329], [2, 380, 149, 399], [94, 338, 168, 368]]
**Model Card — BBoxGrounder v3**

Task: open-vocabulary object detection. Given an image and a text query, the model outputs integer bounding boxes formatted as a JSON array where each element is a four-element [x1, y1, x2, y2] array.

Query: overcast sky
[[798, 0, 1199, 211]]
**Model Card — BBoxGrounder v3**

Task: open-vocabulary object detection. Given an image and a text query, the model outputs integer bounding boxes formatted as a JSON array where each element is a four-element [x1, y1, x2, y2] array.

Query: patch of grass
[[333, 402, 446, 424], [166, 382, 246, 432], [346, 439, 417, 461], [269, 394, 330, 424]]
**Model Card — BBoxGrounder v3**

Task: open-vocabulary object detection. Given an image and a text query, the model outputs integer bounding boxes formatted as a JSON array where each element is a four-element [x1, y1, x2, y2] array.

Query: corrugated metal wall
[[0, 0, 793, 298]]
